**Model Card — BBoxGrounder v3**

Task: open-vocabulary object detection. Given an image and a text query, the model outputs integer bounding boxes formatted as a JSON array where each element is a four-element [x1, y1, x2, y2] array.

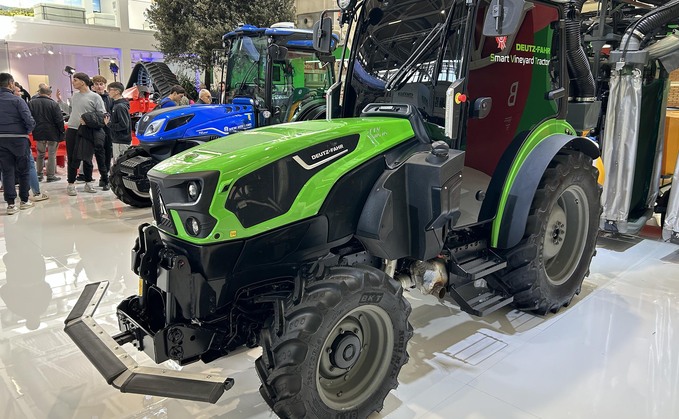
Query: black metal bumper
[[63, 281, 234, 403]]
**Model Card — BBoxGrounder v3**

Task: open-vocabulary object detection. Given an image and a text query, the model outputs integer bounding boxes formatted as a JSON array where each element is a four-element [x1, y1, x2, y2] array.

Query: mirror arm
[[496, 0, 504, 32], [319, 8, 340, 21]]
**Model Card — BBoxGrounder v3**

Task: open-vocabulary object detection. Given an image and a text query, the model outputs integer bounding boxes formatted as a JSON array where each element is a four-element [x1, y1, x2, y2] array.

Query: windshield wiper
[[384, 22, 446, 91], [239, 59, 260, 93]]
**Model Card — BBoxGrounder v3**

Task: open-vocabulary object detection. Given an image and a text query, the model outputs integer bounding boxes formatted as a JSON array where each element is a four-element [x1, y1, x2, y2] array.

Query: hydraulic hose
[[621, 0, 679, 52], [637, 0, 674, 6], [565, 0, 596, 101]]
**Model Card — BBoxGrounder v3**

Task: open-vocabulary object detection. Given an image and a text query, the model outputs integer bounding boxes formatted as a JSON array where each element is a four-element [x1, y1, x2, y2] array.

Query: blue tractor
[[110, 24, 338, 207]]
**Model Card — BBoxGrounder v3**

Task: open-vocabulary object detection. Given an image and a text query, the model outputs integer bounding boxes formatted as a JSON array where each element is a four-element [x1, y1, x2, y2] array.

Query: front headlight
[[337, 0, 353, 10], [148, 171, 220, 239], [144, 119, 164, 136], [185, 217, 201, 236], [187, 181, 201, 201]]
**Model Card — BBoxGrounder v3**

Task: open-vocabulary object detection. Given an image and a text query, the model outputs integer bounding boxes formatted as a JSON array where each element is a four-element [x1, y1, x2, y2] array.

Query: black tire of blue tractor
[[256, 265, 413, 419], [490, 151, 601, 315], [293, 101, 326, 121], [110, 147, 152, 208]]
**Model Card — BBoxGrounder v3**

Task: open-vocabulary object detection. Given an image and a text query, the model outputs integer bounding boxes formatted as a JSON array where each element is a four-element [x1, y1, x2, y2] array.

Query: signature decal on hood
[[292, 135, 359, 171]]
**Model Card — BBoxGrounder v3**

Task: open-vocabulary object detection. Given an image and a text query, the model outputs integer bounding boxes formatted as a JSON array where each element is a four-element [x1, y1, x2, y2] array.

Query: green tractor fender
[[484, 133, 599, 249]]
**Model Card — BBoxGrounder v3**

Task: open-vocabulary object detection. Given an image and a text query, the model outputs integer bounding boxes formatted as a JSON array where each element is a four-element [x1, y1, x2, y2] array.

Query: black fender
[[486, 134, 599, 249]]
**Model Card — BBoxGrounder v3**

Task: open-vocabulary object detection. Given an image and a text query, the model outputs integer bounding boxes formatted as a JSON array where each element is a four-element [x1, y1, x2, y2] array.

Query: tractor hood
[[136, 100, 256, 142], [152, 117, 414, 181], [149, 117, 416, 243]]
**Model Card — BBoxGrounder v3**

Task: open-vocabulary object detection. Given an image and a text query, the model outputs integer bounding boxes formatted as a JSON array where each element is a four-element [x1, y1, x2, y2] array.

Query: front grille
[[151, 182, 176, 234], [120, 155, 149, 170]]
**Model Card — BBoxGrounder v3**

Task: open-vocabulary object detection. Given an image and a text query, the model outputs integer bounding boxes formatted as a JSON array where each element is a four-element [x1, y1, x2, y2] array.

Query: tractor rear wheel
[[256, 265, 412, 419], [491, 151, 601, 314], [110, 147, 152, 208]]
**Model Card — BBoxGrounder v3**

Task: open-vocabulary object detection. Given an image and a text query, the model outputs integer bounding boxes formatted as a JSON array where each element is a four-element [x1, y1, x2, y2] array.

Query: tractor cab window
[[226, 36, 268, 102], [346, 0, 466, 140], [270, 50, 334, 124]]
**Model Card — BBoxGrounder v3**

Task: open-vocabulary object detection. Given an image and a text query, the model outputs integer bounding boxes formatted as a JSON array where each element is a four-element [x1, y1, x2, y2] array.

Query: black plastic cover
[[320, 156, 385, 241], [361, 103, 432, 144], [356, 148, 465, 260], [64, 320, 128, 385], [119, 373, 230, 404], [64, 282, 100, 323]]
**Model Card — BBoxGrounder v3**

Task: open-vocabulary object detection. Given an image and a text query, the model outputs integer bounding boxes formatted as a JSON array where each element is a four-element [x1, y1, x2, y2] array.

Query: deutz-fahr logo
[[311, 144, 345, 161], [496, 36, 508, 50], [292, 134, 359, 171]]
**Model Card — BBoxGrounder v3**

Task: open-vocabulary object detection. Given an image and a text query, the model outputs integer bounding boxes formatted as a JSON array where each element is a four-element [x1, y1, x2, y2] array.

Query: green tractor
[[65, 0, 602, 417]]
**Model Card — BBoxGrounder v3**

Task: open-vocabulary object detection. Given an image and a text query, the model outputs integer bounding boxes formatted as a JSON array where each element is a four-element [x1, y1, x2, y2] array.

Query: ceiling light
[[16, 53, 21, 58]]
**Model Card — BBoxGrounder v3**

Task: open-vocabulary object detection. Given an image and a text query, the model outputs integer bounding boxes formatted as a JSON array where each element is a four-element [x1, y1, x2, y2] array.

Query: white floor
[[1, 175, 679, 419]]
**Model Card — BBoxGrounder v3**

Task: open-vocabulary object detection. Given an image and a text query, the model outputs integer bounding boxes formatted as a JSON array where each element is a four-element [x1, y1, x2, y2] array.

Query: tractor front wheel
[[492, 151, 601, 314], [256, 265, 413, 419], [110, 147, 153, 208]]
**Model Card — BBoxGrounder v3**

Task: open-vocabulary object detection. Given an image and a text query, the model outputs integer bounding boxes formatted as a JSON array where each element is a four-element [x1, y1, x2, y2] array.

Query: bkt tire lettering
[[359, 293, 383, 304]]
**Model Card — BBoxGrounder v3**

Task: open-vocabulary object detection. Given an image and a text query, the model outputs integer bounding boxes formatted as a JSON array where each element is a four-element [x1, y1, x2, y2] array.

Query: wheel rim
[[316, 305, 394, 410], [543, 184, 589, 286]]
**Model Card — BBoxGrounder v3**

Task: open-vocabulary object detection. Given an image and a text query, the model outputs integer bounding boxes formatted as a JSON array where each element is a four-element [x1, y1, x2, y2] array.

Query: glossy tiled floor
[[1, 174, 679, 419]]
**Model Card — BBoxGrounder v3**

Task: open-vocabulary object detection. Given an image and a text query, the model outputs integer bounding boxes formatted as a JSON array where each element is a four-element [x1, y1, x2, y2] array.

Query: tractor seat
[[361, 103, 432, 144]]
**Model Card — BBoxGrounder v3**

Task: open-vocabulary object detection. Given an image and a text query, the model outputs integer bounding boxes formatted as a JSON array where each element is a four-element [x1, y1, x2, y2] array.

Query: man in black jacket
[[91, 75, 114, 190], [0, 73, 35, 214], [29, 85, 64, 182], [107, 82, 131, 166], [75, 112, 106, 164]]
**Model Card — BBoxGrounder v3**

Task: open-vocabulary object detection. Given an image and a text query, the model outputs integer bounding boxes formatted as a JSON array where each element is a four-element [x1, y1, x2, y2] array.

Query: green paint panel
[[515, 25, 558, 132], [152, 118, 415, 244]]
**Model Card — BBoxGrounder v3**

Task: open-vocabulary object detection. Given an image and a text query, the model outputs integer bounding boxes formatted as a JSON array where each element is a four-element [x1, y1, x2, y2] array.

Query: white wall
[[128, 0, 152, 30], [0, 15, 155, 83], [295, 0, 336, 16], [0, 41, 9, 74], [9, 51, 104, 100]]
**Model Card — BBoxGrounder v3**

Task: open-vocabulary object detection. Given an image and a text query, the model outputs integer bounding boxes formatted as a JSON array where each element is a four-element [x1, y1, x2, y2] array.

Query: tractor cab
[[322, 0, 596, 231], [223, 24, 338, 125]]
